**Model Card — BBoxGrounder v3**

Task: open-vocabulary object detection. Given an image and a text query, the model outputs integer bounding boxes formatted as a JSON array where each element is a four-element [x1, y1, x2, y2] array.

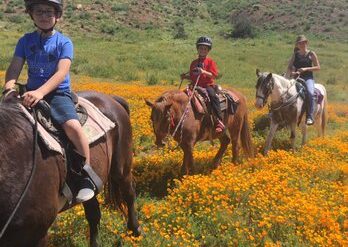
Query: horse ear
[[145, 99, 154, 108], [265, 73, 273, 82], [256, 69, 261, 77]]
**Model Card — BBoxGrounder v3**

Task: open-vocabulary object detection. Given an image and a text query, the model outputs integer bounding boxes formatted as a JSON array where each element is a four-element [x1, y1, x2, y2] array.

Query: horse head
[[145, 98, 172, 147], [255, 69, 274, 108]]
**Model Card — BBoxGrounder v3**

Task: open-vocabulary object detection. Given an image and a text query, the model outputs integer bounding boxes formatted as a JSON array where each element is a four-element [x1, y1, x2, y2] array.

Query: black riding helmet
[[196, 36, 212, 50], [25, 0, 63, 18]]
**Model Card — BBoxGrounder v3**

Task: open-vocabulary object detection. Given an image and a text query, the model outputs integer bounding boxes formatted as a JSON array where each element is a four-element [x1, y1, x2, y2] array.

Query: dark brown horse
[[0, 91, 140, 247], [146, 88, 254, 175]]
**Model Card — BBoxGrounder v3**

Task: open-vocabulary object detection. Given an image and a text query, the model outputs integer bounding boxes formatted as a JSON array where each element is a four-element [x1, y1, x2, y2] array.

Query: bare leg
[[63, 119, 90, 163], [264, 121, 279, 155]]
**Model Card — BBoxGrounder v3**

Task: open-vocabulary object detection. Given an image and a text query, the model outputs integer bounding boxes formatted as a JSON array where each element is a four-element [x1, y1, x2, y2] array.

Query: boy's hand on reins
[[22, 90, 44, 108]]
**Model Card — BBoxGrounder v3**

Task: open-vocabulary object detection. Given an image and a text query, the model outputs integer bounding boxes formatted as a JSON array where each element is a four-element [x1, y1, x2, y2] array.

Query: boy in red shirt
[[181, 36, 225, 133]]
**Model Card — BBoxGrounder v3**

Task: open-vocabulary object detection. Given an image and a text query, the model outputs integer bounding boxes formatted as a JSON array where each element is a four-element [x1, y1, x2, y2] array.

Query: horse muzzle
[[254, 98, 265, 109]]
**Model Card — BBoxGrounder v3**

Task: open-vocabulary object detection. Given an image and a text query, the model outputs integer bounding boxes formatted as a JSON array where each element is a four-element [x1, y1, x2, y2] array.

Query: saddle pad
[[18, 98, 116, 154], [314, 88, 324, 105], [78, 97, 116, 144], [19, 104, 63, 154], [222, 90, 240, 103]]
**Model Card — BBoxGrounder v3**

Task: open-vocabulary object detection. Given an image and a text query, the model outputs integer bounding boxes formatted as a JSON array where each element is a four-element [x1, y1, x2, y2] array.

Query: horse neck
[[270, 75, 296, 103], [170, 92, 189, 119]]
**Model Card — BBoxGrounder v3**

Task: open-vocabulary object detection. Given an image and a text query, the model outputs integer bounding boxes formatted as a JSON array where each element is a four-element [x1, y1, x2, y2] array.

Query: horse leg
[[181, 142, 194, 175], [212, 134, 230, 168], [289, 122, 297, 152], [264, 121, 279, 155], [83, 197, 101, 247], [35, 234, 48, 247], [300, 122, 307, 145], [119, 176, 141, 236]]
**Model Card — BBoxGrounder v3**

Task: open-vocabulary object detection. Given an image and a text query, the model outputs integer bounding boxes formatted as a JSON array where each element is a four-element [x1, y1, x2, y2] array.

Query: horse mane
[[155, 90, 188, 108], [0, 103, 29, 131], [272, 73, 296, 88], [0, 103, 32, 143]]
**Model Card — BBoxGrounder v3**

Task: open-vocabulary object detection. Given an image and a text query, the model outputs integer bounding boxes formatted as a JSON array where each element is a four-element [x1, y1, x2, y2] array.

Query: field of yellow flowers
[[44, 78, 348, 246]]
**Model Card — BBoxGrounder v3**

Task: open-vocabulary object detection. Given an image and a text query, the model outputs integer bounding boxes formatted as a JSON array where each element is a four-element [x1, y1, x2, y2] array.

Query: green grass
[[1, 27, 347, 101]]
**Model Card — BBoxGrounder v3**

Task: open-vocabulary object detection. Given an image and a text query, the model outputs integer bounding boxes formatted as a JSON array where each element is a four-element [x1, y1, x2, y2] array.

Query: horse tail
[[241, 112, 255, 158], [104, 104, 134, 216], [110, 95, 130, 115]]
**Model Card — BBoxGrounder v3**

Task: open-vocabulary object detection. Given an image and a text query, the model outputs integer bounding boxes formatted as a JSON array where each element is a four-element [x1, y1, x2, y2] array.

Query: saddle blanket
[[19, 97, 116, 154]]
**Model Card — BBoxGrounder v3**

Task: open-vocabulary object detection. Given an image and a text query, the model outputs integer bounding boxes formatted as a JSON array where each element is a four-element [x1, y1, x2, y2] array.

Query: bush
[[146, 74, 159, 85], [8, 15, 25, 24], [100, 23, 118, 35], [173, 20, 187, 39], [231, 15, 255, 39]]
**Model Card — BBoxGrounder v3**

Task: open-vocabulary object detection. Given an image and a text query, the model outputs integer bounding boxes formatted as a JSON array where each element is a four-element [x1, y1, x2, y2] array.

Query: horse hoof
[[133, 226, 143, 237]]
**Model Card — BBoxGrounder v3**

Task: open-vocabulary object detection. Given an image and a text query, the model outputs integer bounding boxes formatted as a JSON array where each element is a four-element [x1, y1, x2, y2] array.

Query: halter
[[256, 75, 274, 106]]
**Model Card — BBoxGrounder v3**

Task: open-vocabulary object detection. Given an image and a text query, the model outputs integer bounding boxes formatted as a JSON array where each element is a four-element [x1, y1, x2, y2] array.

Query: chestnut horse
[[146, 89, 254, 174], [0, 91, 140, 247]]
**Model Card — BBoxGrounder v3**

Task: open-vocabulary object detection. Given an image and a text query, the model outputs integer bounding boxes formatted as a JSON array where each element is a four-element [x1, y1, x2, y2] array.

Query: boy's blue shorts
[[45, 89, 79, 125]]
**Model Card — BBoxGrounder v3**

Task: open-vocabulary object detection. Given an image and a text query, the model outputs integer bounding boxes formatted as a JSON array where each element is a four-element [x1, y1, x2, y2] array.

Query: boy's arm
[[22, 58, 71, 107], [198, 59, 218, 78], [37, 58, 71, 96], [4, 56, 25, 91]]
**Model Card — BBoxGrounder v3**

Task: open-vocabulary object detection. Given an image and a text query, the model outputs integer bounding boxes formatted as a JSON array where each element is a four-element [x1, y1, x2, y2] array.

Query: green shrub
[[231, 15, 255, 39], [173, 20, 187, 39], [100, 23, 118, 35], [8, 15, 25, 23], [111, 3, 129, 12], [146, 73, 159, 85]]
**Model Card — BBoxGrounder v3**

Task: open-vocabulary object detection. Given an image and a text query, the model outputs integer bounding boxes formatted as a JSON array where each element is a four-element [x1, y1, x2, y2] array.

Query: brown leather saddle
[[184, 85, 239, 117], [35, 92, 88, 136]]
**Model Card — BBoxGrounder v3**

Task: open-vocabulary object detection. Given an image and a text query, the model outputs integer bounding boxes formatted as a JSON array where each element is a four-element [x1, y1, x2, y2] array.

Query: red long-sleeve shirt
[[189, 56, 218, 88]]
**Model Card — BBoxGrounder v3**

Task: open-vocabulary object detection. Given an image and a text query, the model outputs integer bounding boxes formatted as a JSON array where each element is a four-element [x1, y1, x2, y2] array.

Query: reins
[[172, 74, 201, 140], [258, 76, 300, 112], [0, 105, 39, 240]]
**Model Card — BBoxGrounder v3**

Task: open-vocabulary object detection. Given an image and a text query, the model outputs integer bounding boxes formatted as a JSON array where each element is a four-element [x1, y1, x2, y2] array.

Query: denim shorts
[[44, 89, 79, 125]]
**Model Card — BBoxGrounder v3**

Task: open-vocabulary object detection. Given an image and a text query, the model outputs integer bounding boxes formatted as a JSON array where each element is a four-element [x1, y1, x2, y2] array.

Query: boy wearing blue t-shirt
[[4, 0, 95, 203]]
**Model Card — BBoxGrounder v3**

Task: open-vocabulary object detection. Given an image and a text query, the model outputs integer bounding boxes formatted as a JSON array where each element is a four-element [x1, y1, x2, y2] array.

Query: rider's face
[[31, 4, 58, 30], [296, 40, 308, 50], [197, 45, 210, 57]]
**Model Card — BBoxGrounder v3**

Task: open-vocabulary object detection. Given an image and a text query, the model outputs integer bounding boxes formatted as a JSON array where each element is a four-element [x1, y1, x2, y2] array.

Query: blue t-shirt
[[14, 31, 73, 91]]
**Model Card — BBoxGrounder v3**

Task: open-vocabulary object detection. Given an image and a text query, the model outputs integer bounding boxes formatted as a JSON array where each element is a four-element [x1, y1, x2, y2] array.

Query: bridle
[[256, 75, 274, 106]]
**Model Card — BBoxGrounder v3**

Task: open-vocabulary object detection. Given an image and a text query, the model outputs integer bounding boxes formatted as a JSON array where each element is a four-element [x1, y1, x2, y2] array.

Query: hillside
[[1, 0, 347, 39]]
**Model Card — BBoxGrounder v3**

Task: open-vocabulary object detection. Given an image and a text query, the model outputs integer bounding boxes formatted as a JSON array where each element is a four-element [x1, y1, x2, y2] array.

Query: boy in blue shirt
[[3, 0, 95, 202]]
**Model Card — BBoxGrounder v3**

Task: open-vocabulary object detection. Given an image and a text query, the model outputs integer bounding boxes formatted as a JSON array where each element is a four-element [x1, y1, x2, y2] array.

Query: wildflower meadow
[[44, 78, 348, 247]]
